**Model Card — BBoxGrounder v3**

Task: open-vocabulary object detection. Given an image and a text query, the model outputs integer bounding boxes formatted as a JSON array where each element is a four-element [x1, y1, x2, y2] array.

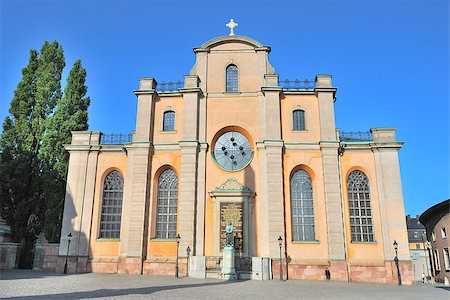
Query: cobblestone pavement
[[0, 270, 448, 300]]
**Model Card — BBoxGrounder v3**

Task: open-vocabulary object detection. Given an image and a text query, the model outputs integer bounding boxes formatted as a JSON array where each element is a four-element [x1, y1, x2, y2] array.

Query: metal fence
[[100, 133, 133, 145], [280, 79, 315, 91], [205, 256, 222, 271], [339, 131, 372, 142], [156, 81, 183, 92]]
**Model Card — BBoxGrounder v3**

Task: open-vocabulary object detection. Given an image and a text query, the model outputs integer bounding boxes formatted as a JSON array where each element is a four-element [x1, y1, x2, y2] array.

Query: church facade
[[57, 33, 413, 284]]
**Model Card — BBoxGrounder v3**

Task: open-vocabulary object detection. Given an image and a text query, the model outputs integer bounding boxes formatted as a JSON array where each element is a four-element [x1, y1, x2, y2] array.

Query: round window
[[212, 131, 253, 172]]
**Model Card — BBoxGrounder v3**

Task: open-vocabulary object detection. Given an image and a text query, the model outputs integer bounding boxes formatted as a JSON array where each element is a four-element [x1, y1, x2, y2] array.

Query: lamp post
[[278, 236, 283, 281], [63, 232, 72, 275], [393, 240, 402, 286], [186, 245, 191, 278], [175, 234, 181, 278]]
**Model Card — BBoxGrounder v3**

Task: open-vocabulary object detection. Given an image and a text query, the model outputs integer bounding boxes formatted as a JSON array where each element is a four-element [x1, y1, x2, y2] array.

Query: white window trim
[[434, 249, 441, 271], [441, 227, 447, 239], [443, 247, 450, 271]]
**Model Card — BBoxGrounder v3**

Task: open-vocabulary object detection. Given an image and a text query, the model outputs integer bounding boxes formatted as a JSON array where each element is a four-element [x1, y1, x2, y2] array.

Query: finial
[[226, 19, 238, 36]]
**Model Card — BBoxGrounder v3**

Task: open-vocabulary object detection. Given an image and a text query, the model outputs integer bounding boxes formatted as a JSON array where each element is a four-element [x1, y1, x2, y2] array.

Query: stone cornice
[[133, 89, 156, 95], [179, 87, 202, 94]]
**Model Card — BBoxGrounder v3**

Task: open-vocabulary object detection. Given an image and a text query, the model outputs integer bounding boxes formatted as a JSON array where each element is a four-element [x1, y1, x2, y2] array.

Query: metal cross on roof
[[226, 19, 238, 36]]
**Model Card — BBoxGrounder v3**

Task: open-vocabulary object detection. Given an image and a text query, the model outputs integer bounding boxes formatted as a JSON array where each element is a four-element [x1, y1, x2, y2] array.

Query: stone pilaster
[[179, 75, 202, 254], [59, 131, 100, 271], [118, 79, 157, 274], [315, 75, 346, 260], [258, 76, 285, 257], [370, 128, 409, 261]]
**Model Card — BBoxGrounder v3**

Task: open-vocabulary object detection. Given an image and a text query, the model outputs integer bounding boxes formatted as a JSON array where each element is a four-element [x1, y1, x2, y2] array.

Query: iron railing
[[100, 133, 133, 145], [205, 256, 222, 271], [235, 257, 252, 272], [339, 131, 372, 142], [280, 79, 315, 91], [156, 81, 183, 92]]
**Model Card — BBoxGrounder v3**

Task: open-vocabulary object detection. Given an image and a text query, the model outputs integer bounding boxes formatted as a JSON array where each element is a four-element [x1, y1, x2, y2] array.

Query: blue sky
[[1, 0, 448, 216]]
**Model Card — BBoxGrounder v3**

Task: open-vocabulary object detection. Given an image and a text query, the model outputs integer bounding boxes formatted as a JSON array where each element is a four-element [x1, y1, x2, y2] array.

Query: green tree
[[0, 41, 65, 268], [41, 60, 90, 242]]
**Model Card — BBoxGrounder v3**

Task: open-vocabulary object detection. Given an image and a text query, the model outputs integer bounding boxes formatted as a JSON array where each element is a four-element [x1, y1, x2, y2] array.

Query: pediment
[[213, 178, 252, 192]]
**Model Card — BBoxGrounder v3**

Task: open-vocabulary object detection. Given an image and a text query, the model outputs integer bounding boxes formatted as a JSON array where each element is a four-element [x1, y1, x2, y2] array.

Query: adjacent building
[[56, 31, 413, 284], [405, 215, 431, 281], [420, 199, 450, 283]]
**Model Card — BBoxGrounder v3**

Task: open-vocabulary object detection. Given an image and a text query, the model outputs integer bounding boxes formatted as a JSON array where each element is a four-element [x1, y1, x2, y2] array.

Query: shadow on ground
[[1, 277, 238, 299], [0, 270, 64, 280]]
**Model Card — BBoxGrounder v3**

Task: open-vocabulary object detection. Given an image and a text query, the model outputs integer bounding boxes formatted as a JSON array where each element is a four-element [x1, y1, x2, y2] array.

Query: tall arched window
[[156, 169, 178, 239], [291, 169, 315, 241], [226, 64, 238, 92], [99, 171, 124, 239], [293, 109, 306, 131], [347, 170, 374, 242], [163, 110, 175, 131]]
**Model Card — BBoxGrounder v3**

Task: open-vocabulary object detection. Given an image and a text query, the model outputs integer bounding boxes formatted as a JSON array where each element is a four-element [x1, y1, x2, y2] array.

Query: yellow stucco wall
[[89, 152, 127, 258], [340, 150, 385, 261]]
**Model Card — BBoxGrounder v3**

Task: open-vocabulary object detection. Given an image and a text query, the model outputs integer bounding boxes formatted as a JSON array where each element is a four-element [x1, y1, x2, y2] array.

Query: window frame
[[290, 169, 315, 242], [98, 170, 124, 239], [443, 247, 450, 271], [347, 170, 375, 243], [441, 227, 447, 239], [162, 110, 176, 132], [292, 109, 306, 131], [155, 168, 179, 239], [225, 64, 239, 92], [434, 249, 441, 271]]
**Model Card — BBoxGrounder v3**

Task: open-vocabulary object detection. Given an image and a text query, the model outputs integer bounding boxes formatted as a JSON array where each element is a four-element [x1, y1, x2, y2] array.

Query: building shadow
[[0, 269, 65, 280], [1, 278, 239, 299]]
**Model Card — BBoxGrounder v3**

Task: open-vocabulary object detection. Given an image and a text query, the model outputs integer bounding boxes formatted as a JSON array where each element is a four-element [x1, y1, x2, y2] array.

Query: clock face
[[213, 131, 253, 172]]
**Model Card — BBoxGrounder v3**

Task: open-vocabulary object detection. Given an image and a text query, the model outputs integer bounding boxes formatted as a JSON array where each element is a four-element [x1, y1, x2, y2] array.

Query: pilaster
[[118, 79, 157, 274], [370, 128, 409, 261], [320, 141, 346, 260], [179, 75, 202, 254], [258, 75, 285, 257], [60, 131, 100, 260], [315, 75, 337, 141]]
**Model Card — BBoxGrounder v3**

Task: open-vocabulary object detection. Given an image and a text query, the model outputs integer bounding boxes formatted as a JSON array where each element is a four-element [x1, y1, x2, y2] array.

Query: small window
[[163, 111, 175, 131], [432, 231, 436, 241], [434, 249, 441, 271], [293, 110, 306, 131], [414, 231, 419, 238], [444, 248, 450, 271], [226, 64, 238, 92], [441, 227, 447, 239], [416, 243, 421, 249]]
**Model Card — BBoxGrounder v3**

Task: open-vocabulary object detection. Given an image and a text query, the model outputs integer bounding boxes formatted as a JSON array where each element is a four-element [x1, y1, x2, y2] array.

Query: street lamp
[[278, 236, 283, 281], [393, 240, 402, 286], [175, 234, 181, 278], [63, 232, 72, 275], [186, 245, 191, 277]]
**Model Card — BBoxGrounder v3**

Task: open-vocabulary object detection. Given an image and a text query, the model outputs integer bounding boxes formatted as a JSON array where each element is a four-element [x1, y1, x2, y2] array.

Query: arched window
[[99, 171, 124, 239], [347, 170, 374, 242], [156, 169, 178, 239], [226, 64, 238, 92], [293, 110, 306, 131], [291, 169, 315, 241], [163, 111, 175, 131]]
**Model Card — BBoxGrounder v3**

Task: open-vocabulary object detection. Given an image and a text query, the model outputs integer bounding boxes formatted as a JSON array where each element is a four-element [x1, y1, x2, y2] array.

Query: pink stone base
[[274, 259, 413, 285], [117, 257, 143, 275], [55, 256, 88, 274], [143, 257, 188, 276]]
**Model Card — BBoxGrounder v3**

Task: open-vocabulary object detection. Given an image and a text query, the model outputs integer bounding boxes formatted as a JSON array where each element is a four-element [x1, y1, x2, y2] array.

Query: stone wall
[[0, 243, 20, 269], [272, 259, 414, 285], [32, 243, 59, 272]]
